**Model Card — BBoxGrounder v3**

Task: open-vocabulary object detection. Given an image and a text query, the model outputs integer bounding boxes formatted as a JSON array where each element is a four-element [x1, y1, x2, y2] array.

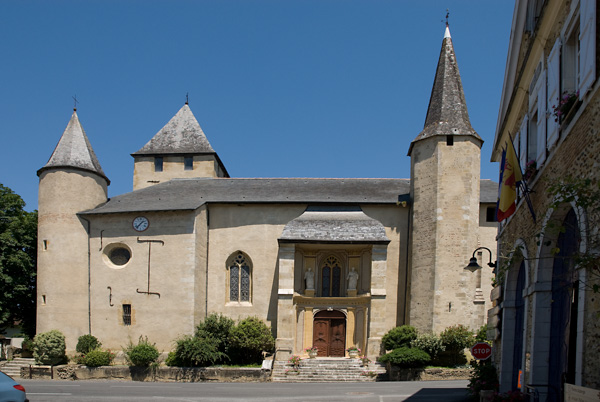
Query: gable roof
[[80, 177, 497, 215], [132, 104, 215, 156], [408, 25, 482, 155], [81, 177, 412, 214], [37, 110, 110, 183]]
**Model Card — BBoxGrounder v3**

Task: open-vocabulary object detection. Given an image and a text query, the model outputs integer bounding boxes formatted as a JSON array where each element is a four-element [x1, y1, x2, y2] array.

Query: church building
[[36, 26, 497, 360]]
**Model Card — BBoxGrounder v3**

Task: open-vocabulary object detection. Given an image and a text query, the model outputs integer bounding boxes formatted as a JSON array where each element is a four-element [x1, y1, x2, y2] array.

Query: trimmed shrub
[[378, 347, 431, 368], [440, 324, 475, 353], [82, 349, 114, 367], [33, 330, 67, 365], [172, 335, 227, 367], [382, 325, 418, 351], [124, 336, 159, 367], [76, 334, 102, 354], [228, 317, 275, 365], [410, 333, 445, 359]]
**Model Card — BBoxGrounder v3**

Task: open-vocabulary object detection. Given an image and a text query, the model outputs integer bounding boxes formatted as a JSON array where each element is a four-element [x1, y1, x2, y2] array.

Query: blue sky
[[1, 1, 515, 212]]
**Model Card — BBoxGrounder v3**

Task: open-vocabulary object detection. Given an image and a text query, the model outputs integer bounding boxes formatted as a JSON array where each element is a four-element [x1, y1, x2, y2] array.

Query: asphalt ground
[[20, 379, 471, 401]]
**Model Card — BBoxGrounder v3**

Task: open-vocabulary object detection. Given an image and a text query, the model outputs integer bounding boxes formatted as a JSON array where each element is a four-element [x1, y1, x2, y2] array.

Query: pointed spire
[[132, 104, 215, 155], [38, 110, 109, 183], [408, 25, 481, 155]]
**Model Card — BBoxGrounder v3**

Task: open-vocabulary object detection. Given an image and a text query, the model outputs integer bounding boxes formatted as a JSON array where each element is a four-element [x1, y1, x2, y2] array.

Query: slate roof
[[81, 177, 497, 215], [480, 179, 498, 203], [37, 110, 110, 183], [279, 206, 390, 243], [81, 178, 412, 214], [132, 104, 215, 155], [408, 25, 481, 156]]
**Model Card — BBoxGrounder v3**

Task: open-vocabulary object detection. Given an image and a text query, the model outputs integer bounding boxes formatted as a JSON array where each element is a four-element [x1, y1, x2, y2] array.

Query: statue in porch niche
[[304, 267, 315, 290], [347, 267, 359, 290]]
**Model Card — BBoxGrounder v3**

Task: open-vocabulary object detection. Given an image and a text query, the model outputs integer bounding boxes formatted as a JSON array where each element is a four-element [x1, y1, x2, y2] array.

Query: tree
[[0, 184, 37, 337]]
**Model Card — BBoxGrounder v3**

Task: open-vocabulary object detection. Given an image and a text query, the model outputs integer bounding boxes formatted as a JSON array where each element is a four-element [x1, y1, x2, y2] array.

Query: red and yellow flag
[[497, 140, 523, 222]]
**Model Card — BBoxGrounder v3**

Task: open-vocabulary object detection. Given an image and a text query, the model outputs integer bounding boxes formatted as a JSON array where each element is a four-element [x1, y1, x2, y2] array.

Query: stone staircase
[[0, 358, 35, 378], [271, 357, 386, 382]]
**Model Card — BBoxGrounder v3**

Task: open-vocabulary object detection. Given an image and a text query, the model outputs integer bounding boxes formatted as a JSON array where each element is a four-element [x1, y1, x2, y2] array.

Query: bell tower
[[131, 103, 229, 190], [37, 109, 109, 348], [408, 25, 483, 333]]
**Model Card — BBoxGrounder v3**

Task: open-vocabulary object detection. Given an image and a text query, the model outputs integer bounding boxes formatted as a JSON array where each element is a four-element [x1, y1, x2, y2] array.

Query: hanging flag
[[497, 139, 522, 222]]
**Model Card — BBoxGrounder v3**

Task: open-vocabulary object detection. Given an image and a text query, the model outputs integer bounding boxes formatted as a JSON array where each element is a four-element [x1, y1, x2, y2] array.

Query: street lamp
[[465, 247, 496, 273]]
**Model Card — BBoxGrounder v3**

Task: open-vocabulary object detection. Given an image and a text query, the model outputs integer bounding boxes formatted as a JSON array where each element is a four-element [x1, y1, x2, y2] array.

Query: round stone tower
[[37, 109, 109, 349], [407, 25, 483, 334]]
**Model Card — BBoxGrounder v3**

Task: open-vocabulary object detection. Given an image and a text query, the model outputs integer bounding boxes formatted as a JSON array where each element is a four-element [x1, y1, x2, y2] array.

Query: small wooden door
[[313, 310, 346, 357]]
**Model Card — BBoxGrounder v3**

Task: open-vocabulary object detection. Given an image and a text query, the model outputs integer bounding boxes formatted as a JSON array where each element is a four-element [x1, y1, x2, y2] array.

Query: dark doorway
[[313, 310, 346, 357], [548, 209, 579, 401], [511, 261, 526, 390]]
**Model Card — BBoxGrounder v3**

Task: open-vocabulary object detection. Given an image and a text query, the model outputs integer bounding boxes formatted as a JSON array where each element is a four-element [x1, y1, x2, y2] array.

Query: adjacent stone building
[[491, 0, 599, 398], [37, 26, 497, 360]]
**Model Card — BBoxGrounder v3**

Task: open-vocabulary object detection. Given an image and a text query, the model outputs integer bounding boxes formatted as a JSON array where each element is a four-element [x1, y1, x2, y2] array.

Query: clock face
[[132, 216, 149, 232]]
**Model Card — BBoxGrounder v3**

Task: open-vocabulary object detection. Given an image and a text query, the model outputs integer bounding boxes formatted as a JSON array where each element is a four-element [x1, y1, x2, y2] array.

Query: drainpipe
[[205, 207, 210, 319], [403, 202, 412, 325], [80, 216, 92, 334]]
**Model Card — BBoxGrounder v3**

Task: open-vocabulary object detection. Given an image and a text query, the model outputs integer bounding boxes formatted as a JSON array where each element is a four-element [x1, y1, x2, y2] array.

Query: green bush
[[440, 324, 475, 352], [76, 334, 102, 354], [382, 325, 418, 351], [439, 324, 475, 366], [378, 347, 431, 368], [82, 349, 114, 367], [467, 359, 499, 399], [124, 336, 159, 367], [195, 313, 235, 356], [410, 333, 445, 359], [165, 351, 179, 367], [228, 317, 275, 365], [33, 330, 67, 365], [475, 325, 489, 343], [172, 335, 227, 367]]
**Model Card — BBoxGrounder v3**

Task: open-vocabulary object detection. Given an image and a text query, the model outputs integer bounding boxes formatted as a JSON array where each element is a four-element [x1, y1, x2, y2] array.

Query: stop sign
[[471, 342, 492, 360]]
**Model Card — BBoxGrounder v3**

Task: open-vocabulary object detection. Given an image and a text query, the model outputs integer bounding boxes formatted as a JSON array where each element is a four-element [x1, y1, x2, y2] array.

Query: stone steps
[[0, 358, 35, 378], [271, 357, 386, 382]]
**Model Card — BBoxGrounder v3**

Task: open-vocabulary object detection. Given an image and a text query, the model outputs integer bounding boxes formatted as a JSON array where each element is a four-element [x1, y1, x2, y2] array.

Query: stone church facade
[[36, 26, 497, 359]]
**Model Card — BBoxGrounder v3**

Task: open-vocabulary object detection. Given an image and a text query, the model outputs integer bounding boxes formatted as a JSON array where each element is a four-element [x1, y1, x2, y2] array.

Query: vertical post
[[367, 244, 388, 357], [346, 307, 356, 354], [275, 244, 296, 360], [303, 307, 314, 351]]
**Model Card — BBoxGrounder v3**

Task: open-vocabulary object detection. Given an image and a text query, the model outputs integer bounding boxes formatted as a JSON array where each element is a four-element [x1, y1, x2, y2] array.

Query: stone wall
[[493, 1, 600, 389], [21, 365, 270, 382]]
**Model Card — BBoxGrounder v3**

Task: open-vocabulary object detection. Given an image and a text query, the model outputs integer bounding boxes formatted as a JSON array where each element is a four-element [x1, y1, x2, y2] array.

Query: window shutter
[[579, 0, 596, 97], [519, 116, 528, 171], [537, 69, 547, 166], [547, 39, 561, 148]]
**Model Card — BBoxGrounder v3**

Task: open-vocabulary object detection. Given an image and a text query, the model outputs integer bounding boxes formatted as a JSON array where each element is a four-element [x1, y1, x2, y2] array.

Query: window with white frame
[[227, 252, 252, 303], [563, 20, 580, 95]]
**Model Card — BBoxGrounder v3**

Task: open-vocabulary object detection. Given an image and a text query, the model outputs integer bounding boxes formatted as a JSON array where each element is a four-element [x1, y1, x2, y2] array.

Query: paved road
[[20, 379, 470, 401]]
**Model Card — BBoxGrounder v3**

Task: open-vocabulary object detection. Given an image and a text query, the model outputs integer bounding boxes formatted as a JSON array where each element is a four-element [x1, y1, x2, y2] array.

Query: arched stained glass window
[[228, 252, 252, 303], [321, 255, 341, 297]]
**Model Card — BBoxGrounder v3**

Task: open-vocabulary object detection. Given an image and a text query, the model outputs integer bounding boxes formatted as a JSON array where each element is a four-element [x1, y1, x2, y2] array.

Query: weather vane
[[72, 95, 79, 111], [185, 92, 189, 105], [445, 9, 450, 26]]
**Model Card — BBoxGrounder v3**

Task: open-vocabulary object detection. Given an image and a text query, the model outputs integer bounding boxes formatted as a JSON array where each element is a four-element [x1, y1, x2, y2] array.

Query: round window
[[103, 243, 132, 268], [109, 247, 131, 266]]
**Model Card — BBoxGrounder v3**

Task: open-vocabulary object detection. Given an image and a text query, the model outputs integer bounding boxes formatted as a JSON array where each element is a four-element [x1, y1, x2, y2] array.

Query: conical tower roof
[[38, 109, 109, 184], [408, 25, 481, 155], [132, 104, 215, 155]]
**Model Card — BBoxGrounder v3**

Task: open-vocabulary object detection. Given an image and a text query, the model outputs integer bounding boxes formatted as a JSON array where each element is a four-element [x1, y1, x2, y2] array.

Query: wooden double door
[[313, 310, 346, 357]]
